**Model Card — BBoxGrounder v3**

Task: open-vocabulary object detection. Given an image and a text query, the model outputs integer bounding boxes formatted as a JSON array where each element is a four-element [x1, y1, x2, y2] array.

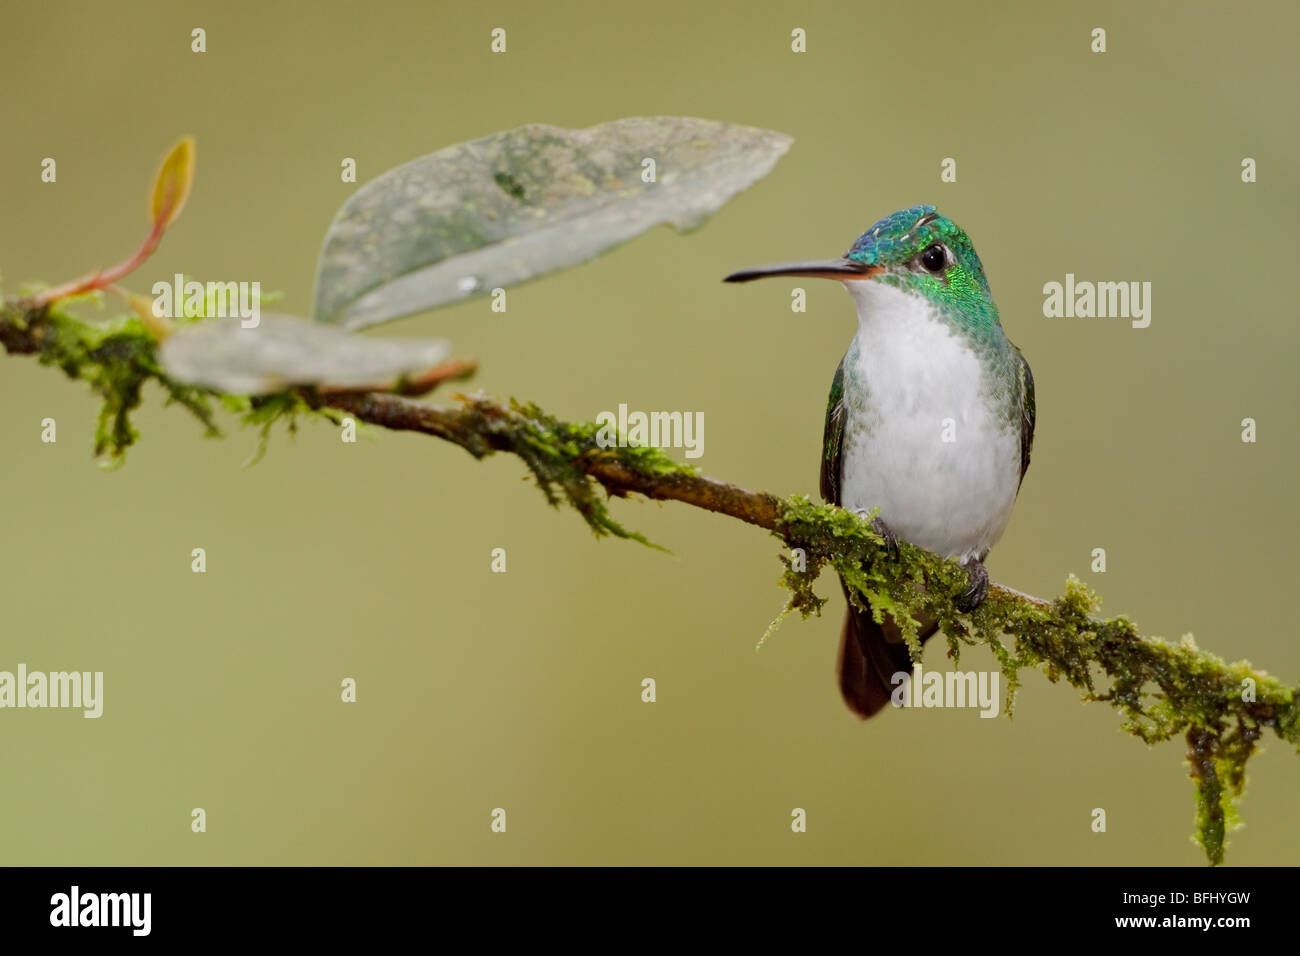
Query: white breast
[[838, 280, 1021, 562]]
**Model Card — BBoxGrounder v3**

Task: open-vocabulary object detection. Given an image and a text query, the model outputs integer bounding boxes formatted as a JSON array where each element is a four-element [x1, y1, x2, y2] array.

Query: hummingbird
[[725, 205, 1035, 718]]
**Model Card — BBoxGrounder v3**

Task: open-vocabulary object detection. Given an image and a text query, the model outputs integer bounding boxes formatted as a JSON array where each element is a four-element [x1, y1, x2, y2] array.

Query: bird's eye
[[919, 243, 946, 274]]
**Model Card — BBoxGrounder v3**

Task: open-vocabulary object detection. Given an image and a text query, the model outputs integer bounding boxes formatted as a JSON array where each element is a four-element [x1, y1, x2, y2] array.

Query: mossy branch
[[3, 295, 1295, 865]]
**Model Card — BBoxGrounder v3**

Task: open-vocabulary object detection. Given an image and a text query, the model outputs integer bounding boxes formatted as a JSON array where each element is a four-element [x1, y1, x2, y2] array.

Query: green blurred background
[[1, 0, 1296, 865]]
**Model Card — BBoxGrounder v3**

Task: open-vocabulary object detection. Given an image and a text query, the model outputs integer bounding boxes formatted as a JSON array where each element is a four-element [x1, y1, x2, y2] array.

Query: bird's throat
[[836, 280, 1020, 561]]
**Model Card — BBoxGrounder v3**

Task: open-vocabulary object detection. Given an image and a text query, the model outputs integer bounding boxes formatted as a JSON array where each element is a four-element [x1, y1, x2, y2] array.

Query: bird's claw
[[855, 510, 899, 560], [956, 559, 989, 613]]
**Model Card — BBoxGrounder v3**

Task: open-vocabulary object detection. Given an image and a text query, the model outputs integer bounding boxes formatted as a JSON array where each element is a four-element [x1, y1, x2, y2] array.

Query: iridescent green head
[[724, 204, 1000, 333], [847, 204, 988, 287]]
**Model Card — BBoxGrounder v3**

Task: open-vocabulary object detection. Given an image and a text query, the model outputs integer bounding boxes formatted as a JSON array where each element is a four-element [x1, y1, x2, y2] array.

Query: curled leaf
[[159, 313, 450, 395], [313, 116, 793, 329], [33, 136, 199, 307], [150, 135, 196, 229]]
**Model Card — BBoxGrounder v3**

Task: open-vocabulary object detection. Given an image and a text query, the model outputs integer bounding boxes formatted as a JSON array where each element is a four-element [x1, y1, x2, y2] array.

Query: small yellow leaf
[[150, 135, 196, 229]]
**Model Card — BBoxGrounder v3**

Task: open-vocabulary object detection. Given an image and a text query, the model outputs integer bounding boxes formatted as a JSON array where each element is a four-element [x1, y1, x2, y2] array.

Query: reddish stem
[[33, 217, 167, 307]]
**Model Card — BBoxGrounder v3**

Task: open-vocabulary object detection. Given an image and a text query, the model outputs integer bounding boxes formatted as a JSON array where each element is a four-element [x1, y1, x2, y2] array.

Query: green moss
[[7, 301, 327, 464], [764, 495, 1296, 864], [25, 308, 217, 461], [493, 400, 700, 549]]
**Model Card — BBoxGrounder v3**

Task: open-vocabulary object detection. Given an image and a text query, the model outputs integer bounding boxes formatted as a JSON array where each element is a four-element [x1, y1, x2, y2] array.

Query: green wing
[[820, 356, 847, 505], [1015, 346, 1036, 488]]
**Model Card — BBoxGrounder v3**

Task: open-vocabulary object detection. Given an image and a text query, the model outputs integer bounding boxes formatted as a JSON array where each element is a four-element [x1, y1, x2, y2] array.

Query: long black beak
[[723, 258, 880, 283]]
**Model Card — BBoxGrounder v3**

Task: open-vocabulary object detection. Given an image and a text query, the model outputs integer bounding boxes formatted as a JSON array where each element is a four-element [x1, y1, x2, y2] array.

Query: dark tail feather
[[837, 582, 939, 719]]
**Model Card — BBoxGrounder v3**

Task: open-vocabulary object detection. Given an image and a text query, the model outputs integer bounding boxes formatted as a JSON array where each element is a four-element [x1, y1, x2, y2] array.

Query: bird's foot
[[855, 510, 899, 560], [956, 558, 989, 613]]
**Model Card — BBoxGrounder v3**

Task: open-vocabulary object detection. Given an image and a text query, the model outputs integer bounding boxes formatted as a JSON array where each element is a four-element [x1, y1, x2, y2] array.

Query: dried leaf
[[159, 313, 450, 395], [313, 117, 793, 329]]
